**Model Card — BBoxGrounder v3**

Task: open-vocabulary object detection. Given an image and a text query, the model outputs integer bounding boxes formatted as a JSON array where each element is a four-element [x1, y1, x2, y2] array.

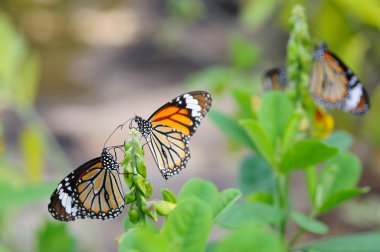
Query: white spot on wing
[[344, 85, 363, 112]]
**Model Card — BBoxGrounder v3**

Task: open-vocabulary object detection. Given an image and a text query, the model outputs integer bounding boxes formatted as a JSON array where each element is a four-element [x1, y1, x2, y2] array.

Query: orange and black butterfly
[[48, 147, 125, 221], [310, 42, 370, 115], [263, 67, 287, 91], [133, 91, 212, 179]]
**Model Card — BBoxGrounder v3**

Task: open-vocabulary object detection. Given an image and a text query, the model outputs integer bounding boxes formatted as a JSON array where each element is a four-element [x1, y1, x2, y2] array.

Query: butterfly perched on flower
[[309, 42, 370, 115], [263, 67, 288, 91], [133, 91, 212, 179], [48, 147, 125, 221]]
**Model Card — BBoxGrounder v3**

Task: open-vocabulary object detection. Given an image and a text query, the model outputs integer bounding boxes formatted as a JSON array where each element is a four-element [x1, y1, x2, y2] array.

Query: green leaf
[[279, 140, 339, 172], [258, 92, 294, 144], [239, 0, 280, 30], [333, 0, 380, 29], [215, 225, 285, 252], [123, 217, 158, 232], [161, 188, 177, 203], [323, 130, 353, 151], [119, 228, 170, 252], [305, 166, 318, 207], [318, 188, 368, 214], [231, 88, 256, 119], [319, 152, 362, 200], [290, 212, 329, 234], [19, 124, 45, 182], [162, 198, 212, 252], [152, 200, 176, 216], [281, 112, 303, 151], [36, 221, 76, 252], [228, 34, 260, 70], [209, 110, 257, 151], [210, 188, 241, 222], [217, 202, 280, 228], [300, 231, 380, 252], [240, 119, 275, 166], [246, 192, 273, 205], [0, 181, 55, 212], [178, 178, 218, 203], [238, 155, 274, 196]]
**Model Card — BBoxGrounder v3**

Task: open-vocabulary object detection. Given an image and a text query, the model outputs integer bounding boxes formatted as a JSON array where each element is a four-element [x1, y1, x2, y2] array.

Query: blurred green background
[[1, 0, 380, 251]]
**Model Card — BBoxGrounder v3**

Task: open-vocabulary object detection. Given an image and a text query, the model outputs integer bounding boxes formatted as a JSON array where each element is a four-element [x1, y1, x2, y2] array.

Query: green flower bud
[[144, 179, 153, 199], [161, 189, 177, 203], [123, 163, 134, 188], [142, 200, 157, 221], [152, 200, 176, 216], [133, 174, 147, 195], [125, 187, 137, 204], [136, 158, 147, 178], [129, 206, 140, 224]]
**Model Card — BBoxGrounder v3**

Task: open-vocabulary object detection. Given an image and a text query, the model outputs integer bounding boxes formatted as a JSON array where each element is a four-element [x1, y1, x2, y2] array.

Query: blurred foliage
[[0, 10, 65, 252], [0, 0, 380, 252], [118, 179, 241, 252], [115, 4, 380, 252], [36, 221, 76, 252]]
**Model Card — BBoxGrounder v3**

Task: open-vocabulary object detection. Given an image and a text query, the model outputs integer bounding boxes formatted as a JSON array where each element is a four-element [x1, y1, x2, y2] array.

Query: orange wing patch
[[150, 106, 193, 135], [150, 106, 181, 122]]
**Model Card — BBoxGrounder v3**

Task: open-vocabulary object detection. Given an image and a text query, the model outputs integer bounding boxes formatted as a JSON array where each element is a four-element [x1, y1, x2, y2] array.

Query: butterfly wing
[[48, 149, 125, 221], [310, 43, 370, 115], [147, 124, 190, 179], [148, 91, 212, 137], [138, 91, 211, 179], [263, 67, 287, 91], [310, 45, 349, 107], [343, 82, 370, 115]]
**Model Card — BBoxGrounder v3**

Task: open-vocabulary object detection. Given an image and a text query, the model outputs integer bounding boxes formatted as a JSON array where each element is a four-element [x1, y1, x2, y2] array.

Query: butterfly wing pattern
[[263, 67, 288, 91], [134, 91, 212, 179], [310, 42, 370, 115], [48, 148, 125, 221]]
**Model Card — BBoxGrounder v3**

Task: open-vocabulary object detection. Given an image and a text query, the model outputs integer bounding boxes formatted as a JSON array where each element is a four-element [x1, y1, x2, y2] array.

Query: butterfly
[[133, 91, 212, 179], [263, 67, 288, 91], [309, 42, 370, 115], [48, 147, 125, 221]]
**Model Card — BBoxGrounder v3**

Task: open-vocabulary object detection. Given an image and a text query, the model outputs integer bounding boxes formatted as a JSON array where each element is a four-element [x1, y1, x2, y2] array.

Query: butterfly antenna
[[103, 117, 134, 148]]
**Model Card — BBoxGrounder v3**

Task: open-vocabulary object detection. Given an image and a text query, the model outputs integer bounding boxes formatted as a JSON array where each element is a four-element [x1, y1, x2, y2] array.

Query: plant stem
[[289, 211, 317, 248], [275, 171, 290, 237], [289, 228, 305, 247]]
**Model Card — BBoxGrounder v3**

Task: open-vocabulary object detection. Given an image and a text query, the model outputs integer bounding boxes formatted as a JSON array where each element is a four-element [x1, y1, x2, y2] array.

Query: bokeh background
[[1, 0, 380, 251]]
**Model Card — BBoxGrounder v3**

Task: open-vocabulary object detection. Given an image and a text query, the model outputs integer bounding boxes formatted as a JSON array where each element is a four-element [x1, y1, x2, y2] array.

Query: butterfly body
[[48, 148, 125, 221], [134, 91, 212, 179], [310, 42, 370, 115]]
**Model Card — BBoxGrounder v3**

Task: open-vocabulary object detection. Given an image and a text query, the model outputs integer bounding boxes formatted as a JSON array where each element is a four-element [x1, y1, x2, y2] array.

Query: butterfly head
[[133, 116, 152, 138], [101, 148, 119, 170], [315, 42, 328, 60]]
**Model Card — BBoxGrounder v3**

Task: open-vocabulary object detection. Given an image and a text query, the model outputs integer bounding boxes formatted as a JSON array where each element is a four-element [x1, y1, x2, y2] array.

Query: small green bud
[[144, 179, 153, 199], [133, 174, 147, 195], [124, 141, 133, 151], [125, 187, 137, 204], [152, 201, 176, 216], [142, 201, 157, 221], [123, 149, 133, 164], [161, 189, 177, 203], [123, 163, 134, 188], [136, 158, 147, 178], [129, 206, 140, 224]]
